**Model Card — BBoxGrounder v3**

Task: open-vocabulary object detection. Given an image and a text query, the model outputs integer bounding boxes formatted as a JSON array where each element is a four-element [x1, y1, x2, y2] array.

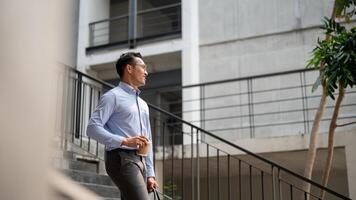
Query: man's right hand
[[122, 135, 149, 148]]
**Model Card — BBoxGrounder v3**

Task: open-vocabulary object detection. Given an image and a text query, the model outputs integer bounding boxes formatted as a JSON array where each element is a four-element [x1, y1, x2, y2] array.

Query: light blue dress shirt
[[87, 81, 155, 177]]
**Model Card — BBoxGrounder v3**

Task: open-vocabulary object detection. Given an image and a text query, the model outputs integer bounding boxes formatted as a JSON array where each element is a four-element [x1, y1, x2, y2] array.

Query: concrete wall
[[199, 28, 319, 81], [199, 0, 334, 45], [196, 0, 356, 140], [198, 0, 334, 81]]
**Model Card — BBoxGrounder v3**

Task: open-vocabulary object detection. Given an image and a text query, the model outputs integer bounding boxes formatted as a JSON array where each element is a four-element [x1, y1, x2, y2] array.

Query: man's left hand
[[147, 177, 158, 192]]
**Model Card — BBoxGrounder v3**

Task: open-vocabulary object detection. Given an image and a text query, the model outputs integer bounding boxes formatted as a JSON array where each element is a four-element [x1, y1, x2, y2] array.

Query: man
[[87, 52, 158, 200]]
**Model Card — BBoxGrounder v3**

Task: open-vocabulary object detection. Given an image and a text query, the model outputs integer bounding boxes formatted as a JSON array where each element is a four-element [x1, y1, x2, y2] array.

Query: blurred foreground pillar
[[0, 0, 98, 199]]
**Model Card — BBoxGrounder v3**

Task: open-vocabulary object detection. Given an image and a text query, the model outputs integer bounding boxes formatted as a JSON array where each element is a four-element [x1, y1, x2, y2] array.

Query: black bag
[[149, 189, 161, 200]]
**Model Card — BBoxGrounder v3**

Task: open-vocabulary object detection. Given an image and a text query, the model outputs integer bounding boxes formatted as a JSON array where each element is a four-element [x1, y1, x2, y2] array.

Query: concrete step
[[63, 150, 100, 161], [63, 169, 114, 186], [62, 150, 76, 159], [66, 141, 105, 160], [58, 150, 120, 199], [68, 159, 98, 173], [80, 182, 120, 198]]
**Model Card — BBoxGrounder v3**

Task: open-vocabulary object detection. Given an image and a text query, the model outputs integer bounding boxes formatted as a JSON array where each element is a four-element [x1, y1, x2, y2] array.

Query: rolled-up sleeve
[[87, 92, 124, 149]]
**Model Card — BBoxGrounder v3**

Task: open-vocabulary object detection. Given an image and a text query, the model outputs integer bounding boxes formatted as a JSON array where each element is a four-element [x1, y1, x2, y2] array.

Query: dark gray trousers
[[105, 149, 149, 200]]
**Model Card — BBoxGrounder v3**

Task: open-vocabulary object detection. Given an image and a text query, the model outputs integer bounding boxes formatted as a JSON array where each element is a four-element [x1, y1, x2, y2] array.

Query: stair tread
[[68, 159, 98, 173], [63, 169, 115, 186], [80, 182, 117, 188], [63, 168, 107, 177], [79, 182, 120, 198]]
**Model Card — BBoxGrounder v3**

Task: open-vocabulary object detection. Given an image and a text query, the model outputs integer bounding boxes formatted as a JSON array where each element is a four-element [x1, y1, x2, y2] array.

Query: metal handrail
[[71, 68, 351, 200], [89, 14, 129, 26], [75, 69, 115, 88], [142, 68, 317, 92], [137, 3, 181, 15], [185, 68, 314, 88]]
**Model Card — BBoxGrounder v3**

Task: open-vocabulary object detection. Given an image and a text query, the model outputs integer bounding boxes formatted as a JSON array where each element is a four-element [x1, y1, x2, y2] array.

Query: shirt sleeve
[[86, 91, 125, 149], [145, 108, 155, 178]]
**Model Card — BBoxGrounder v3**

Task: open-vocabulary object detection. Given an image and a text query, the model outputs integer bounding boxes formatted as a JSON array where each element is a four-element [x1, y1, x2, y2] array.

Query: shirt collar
[[119, 81, 141, 95]]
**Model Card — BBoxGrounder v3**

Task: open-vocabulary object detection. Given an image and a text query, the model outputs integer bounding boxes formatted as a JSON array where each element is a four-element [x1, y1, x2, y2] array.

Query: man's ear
[[126, 64, 133, 74]]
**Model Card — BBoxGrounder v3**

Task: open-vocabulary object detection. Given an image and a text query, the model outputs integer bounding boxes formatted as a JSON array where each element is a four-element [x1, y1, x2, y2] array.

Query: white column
[[181, 0, 199, 86], [182, 0, 200, 144], [77, 0, 110, 71], [346, 144, 356, 199], [77, 0, 90, 71]]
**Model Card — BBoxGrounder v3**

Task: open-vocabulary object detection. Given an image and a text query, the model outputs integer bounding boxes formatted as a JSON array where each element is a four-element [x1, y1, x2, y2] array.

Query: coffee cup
[[137, 141, 151, 156]]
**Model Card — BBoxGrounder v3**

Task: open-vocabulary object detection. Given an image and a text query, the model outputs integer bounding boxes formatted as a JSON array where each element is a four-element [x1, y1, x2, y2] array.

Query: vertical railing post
[[79, 84, 86, 148], [217, 149, 220, 200], [249, 165, 253, 200], [155, 91, 161, 146], [181, 128, 184, 200], [196, 129, 200, 200], [278, 168, 282, 200], [303, 71, 310, 132], [290, 185, 293, 200], [247, 79, 255, 138], [200, 85, 205, 131], [207, 144, 210, 200], [272, 166, 276, 200], [228, 154, 231, 200], [75, 74, 82, 138], [171, 122, 174, 199], [261, 171, 265, 200], [88, 87, 93, 152], [95, 90, 101, 157], [239, 160, 242, 200], [162, 122, 166, 197], [300, 72, 308, 134], [71, 78, 77, 143], [153, 117, 157, 167], [191, 126, 195, 200]]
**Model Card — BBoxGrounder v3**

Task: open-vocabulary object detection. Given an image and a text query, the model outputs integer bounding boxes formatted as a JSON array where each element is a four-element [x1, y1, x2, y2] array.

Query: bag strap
[[153, 189, 161, 200]]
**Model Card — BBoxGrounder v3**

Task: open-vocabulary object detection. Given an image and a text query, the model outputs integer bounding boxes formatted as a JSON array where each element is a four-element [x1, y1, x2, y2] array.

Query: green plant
[[335, 0, 356, 21], [305, 2, 356, 198], [163, 181, 182, 200], [307, 18, 356, 98]]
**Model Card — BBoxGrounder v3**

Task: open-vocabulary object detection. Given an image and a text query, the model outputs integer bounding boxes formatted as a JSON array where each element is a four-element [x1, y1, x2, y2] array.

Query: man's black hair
[[115, 52, 142, 78]]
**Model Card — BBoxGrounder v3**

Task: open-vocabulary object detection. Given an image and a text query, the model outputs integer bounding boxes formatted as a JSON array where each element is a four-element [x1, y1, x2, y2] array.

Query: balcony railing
[[87, 3, 181, 52], [64, 68, 352, 200]]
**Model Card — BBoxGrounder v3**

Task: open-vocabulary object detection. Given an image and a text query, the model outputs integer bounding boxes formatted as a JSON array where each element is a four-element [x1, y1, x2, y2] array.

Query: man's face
[[130, 57, 148, 87]]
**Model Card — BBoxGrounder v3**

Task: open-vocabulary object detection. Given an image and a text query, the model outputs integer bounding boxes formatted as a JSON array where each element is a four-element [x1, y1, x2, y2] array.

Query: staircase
[[57, 68, 351, 200], [56, 148, 120, 200]]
